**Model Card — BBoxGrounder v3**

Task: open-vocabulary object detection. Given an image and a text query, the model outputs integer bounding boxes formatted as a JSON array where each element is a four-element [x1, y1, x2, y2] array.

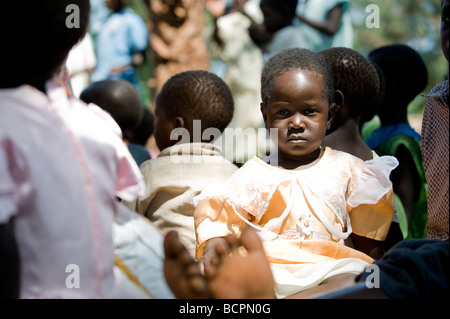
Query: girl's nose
[[288, 113, 305, 130]]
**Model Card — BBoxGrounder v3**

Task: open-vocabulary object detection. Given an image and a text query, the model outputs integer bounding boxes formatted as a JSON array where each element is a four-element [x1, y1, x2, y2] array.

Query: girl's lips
[[287, 139, 307, 145], [287, 135, 306, 142]]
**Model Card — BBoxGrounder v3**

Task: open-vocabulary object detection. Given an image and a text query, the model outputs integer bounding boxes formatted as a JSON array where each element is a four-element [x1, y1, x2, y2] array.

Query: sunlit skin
[[261, 70, 334, 169]]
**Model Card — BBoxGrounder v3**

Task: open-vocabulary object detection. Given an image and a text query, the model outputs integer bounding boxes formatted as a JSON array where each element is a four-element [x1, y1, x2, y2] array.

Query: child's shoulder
[[323, 147, 365, 167], [240, 149, 364, 174], [326, 147, 399, 183], [140, 142, 238, 176], [227, 156, 290, 187]]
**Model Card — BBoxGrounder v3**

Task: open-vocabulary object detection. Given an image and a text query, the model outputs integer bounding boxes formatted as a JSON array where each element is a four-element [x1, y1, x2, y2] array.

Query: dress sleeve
[[193, 159, 275, 219], [114, 151, 146, 203], [347, 155, 398, 207], [0, 139, 32, 223], [193, 194, 244, 259], [347, 156, 399, 241]]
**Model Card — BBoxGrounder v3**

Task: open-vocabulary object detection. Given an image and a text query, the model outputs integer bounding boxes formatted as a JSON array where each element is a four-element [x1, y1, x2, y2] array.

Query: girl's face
[[261, 69, 333, 165]]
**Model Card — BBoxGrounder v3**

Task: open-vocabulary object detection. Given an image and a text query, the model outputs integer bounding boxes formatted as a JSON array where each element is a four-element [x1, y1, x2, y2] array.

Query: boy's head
[[1, 1, 90, 90], [261, 48, 334, 108], [367, 44, 428, 109], [153, 70, 234, 151], [260, 0, 298, 34], [127, 108, 155, 146], [80, 80, 144, 140], [318, 47, 380, 128]]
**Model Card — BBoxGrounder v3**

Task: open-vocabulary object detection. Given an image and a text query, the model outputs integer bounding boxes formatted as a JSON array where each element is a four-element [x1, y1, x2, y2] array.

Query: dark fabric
[[0, 219, 20, 298], [360, 239, 449, 298], [128, 142, 151, 167]]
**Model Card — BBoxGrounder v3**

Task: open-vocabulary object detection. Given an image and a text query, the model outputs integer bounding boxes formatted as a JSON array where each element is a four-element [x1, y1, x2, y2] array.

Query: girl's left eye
[[305, 109, 317, 115]]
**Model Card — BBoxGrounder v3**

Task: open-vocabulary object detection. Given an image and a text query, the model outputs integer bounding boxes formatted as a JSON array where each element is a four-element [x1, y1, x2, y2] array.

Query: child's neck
[[322, 119, 373, 161], [265, 147, 324, 170]]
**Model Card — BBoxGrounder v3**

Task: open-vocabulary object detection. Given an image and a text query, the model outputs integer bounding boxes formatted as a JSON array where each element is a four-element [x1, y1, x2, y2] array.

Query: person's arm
[[296, 4, 343, 36], [0, 218, 20, 298]]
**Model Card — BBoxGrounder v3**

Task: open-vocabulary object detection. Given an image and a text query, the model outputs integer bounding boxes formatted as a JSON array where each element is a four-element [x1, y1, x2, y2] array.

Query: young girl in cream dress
[[193, 48, 398, 298]]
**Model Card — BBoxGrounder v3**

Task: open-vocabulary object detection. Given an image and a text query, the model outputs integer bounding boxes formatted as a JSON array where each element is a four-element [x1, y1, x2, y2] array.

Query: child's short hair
[[128, 108, 155, 146], [80, 80, 144, 132], [156, 70, 234, 133], [1, 1, 90, 87], [367, 44, 428, 106], [360, 61, 385, 125], [261, 48, 334, 107], [318, 47, 380, 120]]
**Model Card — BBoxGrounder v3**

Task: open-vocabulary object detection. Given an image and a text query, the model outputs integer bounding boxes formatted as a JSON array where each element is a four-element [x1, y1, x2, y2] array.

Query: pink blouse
[[0, 81, 145, 298]]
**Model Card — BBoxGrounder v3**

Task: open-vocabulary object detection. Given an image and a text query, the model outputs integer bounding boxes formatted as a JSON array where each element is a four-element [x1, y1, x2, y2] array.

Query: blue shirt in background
[[92, 8, 148, 89]]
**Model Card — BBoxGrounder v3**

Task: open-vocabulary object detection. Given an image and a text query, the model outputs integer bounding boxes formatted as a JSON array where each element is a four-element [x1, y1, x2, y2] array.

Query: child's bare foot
[[199, 236, 234, 278], [206, 228, 276, 299], [164, 228, 276, 299], [163, 231, 210, 299]]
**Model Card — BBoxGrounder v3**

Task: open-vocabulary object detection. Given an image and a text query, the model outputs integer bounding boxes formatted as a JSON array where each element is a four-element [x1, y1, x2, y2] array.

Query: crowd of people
[[0, 0, 448, 300]]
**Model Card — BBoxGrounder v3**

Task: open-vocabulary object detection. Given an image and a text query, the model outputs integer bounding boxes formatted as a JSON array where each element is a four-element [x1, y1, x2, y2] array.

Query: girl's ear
[[174, 116, 185, 128], [327, 90, 344, 131], [333, 89, 344, 108]]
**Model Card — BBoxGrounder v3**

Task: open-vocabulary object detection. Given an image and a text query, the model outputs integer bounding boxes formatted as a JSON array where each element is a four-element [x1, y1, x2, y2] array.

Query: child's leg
[[163, 231, 210, 299]]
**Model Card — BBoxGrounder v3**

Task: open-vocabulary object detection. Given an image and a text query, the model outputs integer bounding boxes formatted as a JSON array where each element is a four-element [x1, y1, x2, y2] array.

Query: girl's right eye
[[277, 109, 290, 116]]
